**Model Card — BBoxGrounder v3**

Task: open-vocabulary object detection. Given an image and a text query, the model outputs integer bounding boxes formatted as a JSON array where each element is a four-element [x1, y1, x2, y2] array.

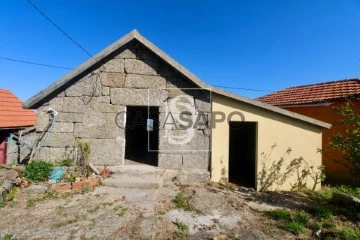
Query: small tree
[[330, 102, 360, 178]]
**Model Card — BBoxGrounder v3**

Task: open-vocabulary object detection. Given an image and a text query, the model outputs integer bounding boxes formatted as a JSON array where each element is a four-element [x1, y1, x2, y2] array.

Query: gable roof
[[23, 30, 330, 129], [0, 89, 36, 128], [258, 78, 360, 106]]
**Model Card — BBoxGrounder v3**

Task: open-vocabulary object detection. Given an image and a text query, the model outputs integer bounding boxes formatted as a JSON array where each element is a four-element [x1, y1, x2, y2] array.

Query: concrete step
[[102, 174, 163, 189]]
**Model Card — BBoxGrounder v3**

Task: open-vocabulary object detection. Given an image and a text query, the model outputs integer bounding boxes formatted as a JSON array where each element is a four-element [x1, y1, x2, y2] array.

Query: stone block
[[48, 97, 64, 111], [103, 58, 124, 72], [100, 72, 125, 87], [91, 101, 124, 113], [125, 59, 157, 75], [158, 154, 183, 169], [56, 112, 83, 123], [47, 133, 75, 148], [102, 86, 110, 96], [110, 88, 169, 106], [167, 77, 197, 90], [36, 111, 51, 132], [62, 97, 86, 113], [52, 122, 74, 133], [176, 169, 210, 185], [49, 147, 77, 162], [90, 138, 125, 166], [73, 123, 123, 139], [125, 74, 166, 89], [22, 185, 48, 196], [182, 153, 209, 170], [65, 75, 101, 97], [159, 129, 210, 151], [195, 98, 211, 113], [115, 49, 137, 59], [139, 47, 158, 62]]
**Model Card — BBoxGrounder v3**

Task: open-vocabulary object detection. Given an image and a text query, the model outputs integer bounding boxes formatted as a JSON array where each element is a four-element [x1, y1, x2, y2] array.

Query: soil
[[0, 183, 326, 240]]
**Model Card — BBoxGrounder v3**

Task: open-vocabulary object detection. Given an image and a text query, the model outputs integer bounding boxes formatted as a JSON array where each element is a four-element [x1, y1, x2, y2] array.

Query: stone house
[[22, 30, 330, 190]]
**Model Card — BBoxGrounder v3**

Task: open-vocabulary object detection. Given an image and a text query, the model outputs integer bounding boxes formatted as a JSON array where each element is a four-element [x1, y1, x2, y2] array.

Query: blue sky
[[1, 0, 360, 102]]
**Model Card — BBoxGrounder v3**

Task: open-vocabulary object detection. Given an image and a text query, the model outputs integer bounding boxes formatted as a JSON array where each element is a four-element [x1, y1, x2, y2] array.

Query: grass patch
[[268, 186, 360, 237], [26, 190, 68, 208], [336, 185, 360, 199], [284, 221, 305, 234], [269, 209, 291, 221], [312, 206, 333, 219], [174, 221, 188, 238], [338, 226, 360, 240], [87, 205, 101, 213], [172, 193, 193, 211], [56, 215, 79, 228], [102, 202, 113, 206], [3, 233, 13, 240], [269, 209, 309, 235], [117, 207, 128, 217]]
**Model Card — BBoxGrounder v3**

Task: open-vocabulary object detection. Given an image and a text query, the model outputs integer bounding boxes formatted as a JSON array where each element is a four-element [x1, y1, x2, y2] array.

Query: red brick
[[71, 180, 89, 191], [88, 176, 100, 190], [51, 182, 71, 192]]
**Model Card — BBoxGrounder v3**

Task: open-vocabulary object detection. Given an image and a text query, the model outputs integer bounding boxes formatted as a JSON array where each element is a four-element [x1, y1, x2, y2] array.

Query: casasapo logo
[[115, 89, 246, 148]]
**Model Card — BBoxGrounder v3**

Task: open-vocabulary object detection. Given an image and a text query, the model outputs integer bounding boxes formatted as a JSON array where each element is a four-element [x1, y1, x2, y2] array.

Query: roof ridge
[[282, 78, 360, 91]]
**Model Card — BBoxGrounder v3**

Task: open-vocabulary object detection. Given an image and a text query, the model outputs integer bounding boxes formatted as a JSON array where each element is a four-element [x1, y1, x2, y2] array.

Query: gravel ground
[[0, 183, 300, 240]]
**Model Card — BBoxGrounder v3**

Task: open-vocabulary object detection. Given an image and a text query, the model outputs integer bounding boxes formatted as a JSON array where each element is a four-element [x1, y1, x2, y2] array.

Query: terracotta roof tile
[[0, 89, 36, 128], [257, 78, 360, 106]]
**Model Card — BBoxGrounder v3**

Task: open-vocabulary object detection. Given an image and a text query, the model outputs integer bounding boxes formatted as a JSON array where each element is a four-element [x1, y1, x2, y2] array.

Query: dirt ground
[[0, 182, 319, 240]]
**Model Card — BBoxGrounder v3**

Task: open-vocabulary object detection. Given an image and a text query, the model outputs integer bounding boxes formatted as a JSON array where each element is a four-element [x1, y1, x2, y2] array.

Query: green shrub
[[23, 160, 53, 182]]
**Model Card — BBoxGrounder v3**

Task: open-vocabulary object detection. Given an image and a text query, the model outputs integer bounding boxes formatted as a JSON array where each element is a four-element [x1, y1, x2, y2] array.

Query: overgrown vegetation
[[257, 145, 325, 191], [330, 101, 360, 178], [23, 160, 53, 182], [269, 209, 309, 235], [268, 186, 360, 239]]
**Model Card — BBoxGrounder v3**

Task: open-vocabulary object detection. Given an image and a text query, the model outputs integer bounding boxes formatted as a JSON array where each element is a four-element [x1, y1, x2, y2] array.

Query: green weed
[[269, 209, 291, 221], [117, 207, 128, 217], [172, 193, 193, 211], [174, 221, 188, 238]]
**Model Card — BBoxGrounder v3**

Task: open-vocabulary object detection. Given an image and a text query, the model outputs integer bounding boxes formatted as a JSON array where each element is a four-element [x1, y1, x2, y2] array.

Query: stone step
[[102, 174, 163, 189], [96, 165, 165, 177]]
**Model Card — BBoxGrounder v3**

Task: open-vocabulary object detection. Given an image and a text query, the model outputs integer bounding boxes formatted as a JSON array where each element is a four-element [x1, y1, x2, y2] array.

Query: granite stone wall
[[32, 40, 211, 170]]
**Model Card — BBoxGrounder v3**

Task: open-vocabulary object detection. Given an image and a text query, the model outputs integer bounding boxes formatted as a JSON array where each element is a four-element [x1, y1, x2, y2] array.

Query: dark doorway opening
[[0, 134, 7, 164], [228, 121, 257, 188], [125, 106, 159, 166]]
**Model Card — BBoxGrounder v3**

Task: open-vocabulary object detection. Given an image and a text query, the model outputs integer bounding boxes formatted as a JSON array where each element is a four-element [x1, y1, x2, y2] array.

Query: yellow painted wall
[[211, 93, 323, 191]]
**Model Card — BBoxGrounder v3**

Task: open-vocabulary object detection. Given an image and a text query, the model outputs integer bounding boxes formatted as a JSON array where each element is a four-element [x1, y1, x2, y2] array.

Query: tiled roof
[[257, 78, 360, 106], [0, 89, 36, 128]]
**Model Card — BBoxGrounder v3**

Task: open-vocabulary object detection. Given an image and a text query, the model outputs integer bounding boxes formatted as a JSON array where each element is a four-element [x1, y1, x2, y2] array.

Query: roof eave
[[212, 87, 332, 129]]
